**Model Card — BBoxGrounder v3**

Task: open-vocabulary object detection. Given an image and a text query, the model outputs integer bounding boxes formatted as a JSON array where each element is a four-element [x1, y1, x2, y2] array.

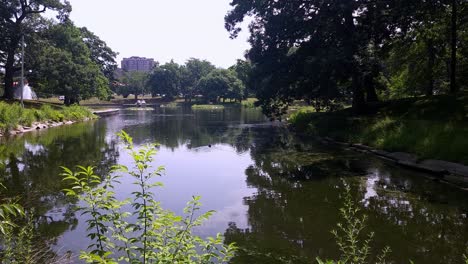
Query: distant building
[[121, 57, 155, 72]]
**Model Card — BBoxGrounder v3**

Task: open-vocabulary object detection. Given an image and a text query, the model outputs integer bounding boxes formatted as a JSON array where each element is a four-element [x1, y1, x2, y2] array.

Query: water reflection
[[0, 107, 467, 263], [223, 130, 468, 264], [0, 121, 119, 259]]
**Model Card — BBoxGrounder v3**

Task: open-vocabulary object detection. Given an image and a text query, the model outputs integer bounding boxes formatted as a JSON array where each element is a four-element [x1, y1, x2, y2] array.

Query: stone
[[420, 160, 468, 177], [352, 144, 373, 151], [370, 149, 390, 157], [386, 152, 419, 163]]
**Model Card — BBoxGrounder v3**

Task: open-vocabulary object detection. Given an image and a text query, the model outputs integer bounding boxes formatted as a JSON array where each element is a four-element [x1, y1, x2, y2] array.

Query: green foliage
[[61, 131, 237, 263], [225, 0, 468, 117], [29, 21, 111, 104], [317, 183, 391, 264], [181, 58, 216, 101], [198, 69, 245, 103], [288, 107, 316, 129], [240, 98, 259, 108], [116, 71, 149, 99], [39, 105, 65, 122], [0, 102, 96, 133], [147, 61, 183, 99], [61, 104, 96, 120], [289, 95, 468, 164], [191, 104, 225, 110]]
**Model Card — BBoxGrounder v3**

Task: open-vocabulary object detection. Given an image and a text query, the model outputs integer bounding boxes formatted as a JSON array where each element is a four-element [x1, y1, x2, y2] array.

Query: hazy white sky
[[66, 0, 251, 68]]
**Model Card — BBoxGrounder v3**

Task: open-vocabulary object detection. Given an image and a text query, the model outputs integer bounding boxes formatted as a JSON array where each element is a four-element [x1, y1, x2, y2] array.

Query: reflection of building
[[121, 57, 155, 72]]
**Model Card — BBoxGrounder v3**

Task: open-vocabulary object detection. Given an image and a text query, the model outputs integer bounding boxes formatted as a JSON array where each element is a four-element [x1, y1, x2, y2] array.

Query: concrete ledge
[[317, 136, 468, 189], [93, 109, 120, 117]]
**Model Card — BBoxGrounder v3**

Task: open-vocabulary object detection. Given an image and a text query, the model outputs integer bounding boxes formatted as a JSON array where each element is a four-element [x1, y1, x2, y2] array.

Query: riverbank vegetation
[[0, 101, 96, 134], [289, 94, 468, 164], [191, 104, 225, 110], [224, 0, 468, 164]]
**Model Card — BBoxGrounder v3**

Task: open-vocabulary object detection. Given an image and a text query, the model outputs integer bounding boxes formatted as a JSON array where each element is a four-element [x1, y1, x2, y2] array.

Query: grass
[[191, 104, 225, 110], [289, 93, 468, 164], [241, 98, 259, 108], [0, 101, 96, 134]]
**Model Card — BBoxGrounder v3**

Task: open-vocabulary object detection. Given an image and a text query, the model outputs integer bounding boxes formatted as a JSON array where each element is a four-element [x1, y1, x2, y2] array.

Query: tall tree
[[181, 58, 215, 102], [30, 22, 110, 105], [118, 71, 148, 100], [0, 0, 71, 99], [147, 60, 183, 100], [229, 59, 253, 98], [198, 69, 244, 103], [80, 27, 118, 82]]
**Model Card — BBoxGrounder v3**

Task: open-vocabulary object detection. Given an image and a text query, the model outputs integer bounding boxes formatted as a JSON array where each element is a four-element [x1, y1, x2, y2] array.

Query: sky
[[66, 0, 251, 68]]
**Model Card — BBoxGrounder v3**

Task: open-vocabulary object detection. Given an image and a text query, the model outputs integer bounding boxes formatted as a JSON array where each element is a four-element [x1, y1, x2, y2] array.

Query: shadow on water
[[223, 130, 468, 264], [1, 106, 467, 263]]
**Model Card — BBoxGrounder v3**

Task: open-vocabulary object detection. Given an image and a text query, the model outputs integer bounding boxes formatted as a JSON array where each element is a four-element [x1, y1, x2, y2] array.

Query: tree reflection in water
[[222, 128, 468, 264], [1, 107, 466, 263], [0, 120, 119, 259]]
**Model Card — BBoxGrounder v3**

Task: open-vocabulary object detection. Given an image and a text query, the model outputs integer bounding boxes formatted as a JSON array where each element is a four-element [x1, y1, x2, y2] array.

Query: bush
[[40, 105, 64, 122], [0, 102, 96, 134], [61, 131, 237, 263], [62, 105, 95, 121]]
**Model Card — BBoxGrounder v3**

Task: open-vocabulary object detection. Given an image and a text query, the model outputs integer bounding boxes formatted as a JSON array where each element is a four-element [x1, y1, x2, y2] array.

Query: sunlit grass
[[191, 104, 225, 110], [289, 95, 468, 164]]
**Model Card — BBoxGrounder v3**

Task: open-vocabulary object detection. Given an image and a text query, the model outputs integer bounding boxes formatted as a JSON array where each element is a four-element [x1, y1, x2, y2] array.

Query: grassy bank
[[191, 104, 225, 110], [0, 101, 96, 133], [289, 94, 468, 164]]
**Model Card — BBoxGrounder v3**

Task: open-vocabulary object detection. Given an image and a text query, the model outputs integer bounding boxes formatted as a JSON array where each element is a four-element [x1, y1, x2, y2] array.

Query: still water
[[0, 107, 467, 263]]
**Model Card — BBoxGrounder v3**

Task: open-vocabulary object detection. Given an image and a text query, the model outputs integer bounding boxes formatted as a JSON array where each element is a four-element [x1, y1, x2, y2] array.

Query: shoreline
[[0, 118, 92, 138], [317, 136, 468, 190]]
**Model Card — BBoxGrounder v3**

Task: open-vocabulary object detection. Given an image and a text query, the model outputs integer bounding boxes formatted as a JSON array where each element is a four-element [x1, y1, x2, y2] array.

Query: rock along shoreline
[[0, 118, 92, 138], [318, 136, 468, 190]]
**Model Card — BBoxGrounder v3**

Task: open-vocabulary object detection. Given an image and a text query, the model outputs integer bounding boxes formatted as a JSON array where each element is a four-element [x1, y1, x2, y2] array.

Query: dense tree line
[[0, 0, 117, 105], [115, 58, 249, 103], [225, 0, 468, 118]]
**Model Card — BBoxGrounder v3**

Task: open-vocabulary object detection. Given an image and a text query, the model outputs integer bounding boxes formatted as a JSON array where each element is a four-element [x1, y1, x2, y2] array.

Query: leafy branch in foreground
[[62, 131, 237, 263], [317, 182, 390, 264]]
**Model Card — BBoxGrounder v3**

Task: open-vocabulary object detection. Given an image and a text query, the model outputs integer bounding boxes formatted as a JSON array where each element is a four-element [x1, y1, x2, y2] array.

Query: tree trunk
[[135, 93, 138, 100], [3, 49, 18, 99], [343, 3, 366, 113], [365, 65, 379, 103], [426, 39, 435, 96], [450, 0, 458, 94], [64, 96, 79, 106]]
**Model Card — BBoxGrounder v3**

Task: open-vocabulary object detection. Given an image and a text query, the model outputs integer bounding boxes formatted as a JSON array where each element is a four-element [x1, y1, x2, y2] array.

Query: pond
[[0, 106, 467, 263]]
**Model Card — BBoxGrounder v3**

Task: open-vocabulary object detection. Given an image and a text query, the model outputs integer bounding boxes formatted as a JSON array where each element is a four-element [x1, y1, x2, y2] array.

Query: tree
[[224, 0, 466, 117], [117, 71, 148, 100], [229, 59, 253, 98], [80, 27, 118, 82], [198, 69, 244, 103], [0, 0, 71, 99], [30, 22, 110, 105], [181, 58, 215, 101], [147, 60, 183, 100]]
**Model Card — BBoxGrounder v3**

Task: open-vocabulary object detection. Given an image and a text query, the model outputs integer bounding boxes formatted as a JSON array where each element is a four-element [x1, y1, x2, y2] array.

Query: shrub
[[317, 182, 391, 264], [40, 105, 64, 122], [62, 105, 95, 121], [61, 131, 237, 263]]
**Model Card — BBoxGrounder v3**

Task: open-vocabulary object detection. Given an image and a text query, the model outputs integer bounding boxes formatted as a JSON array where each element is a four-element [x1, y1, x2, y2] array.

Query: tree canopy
[[225, 0, 468, 118], [0, 0, 71, 99]]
